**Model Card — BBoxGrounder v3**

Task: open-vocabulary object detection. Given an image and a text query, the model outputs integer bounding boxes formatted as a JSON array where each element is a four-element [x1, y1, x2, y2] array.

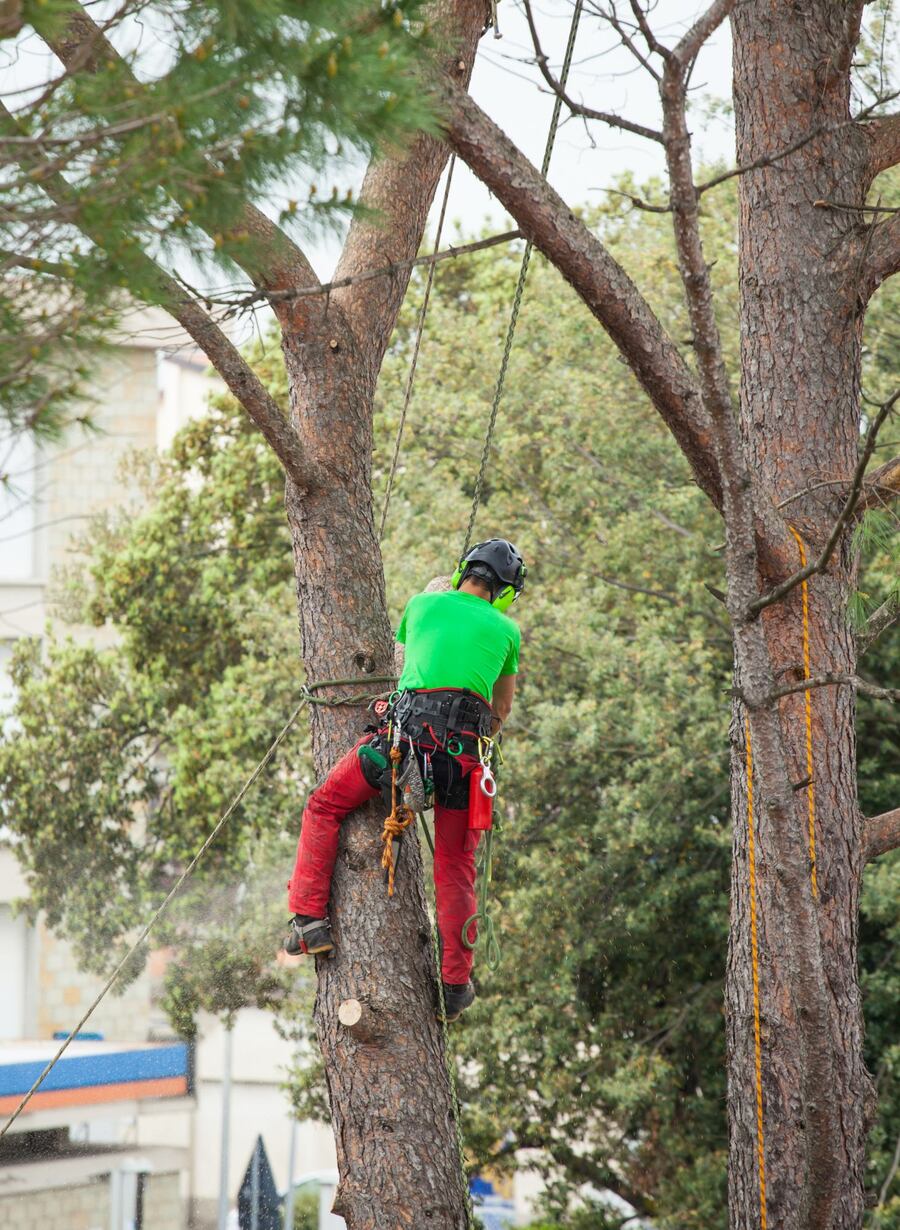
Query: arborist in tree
[[285, 538, 525, 1021]]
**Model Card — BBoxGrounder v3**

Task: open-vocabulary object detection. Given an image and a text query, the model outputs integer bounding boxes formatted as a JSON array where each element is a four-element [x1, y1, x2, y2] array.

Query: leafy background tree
[[1, 177, 897, 1226], [1, 0, 434, 441]]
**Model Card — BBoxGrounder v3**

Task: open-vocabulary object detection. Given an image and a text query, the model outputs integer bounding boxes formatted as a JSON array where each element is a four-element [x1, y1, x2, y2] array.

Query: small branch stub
[[338, 998, 383, 1043]]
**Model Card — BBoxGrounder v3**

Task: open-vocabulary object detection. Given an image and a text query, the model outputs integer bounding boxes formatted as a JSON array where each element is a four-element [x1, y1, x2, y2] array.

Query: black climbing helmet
[[451, 539, 527, 612]]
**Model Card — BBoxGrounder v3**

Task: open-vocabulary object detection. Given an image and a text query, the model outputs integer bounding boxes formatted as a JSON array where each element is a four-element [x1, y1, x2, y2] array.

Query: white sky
[[0, 1, 737, 307], [307, 0, 735, 275]]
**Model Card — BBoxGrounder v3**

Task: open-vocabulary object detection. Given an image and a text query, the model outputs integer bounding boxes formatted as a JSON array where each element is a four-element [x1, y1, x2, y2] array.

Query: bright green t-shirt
[[396, 590, 520, 701]]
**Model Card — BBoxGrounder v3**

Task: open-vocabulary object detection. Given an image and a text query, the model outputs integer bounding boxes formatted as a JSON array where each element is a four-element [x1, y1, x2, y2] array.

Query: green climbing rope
[[462, 0, 585, 554], [379, 157, 457, 541], [461, 826, 501, 972]]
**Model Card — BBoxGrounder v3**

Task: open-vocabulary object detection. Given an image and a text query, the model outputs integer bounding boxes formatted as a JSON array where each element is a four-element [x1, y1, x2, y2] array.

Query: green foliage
[[0, 175, 897, 1223], [1, 0, 436, 439], [285, 1189, 318, 1230], [0, 341, 311, 1012]]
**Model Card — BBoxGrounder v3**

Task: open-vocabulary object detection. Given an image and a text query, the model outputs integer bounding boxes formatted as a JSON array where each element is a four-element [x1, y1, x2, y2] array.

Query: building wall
[[0, 1179, 108, 1230], [43, 346, 160, 589], [143, 1172, 185, 1230], [35, 920, 164, 1044], [137, 1008, 339, 1228], [0, 1170, 184, 1230]]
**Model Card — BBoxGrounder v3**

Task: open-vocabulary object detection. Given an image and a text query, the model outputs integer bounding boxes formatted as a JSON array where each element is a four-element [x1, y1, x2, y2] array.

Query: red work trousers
[[288, 740, 481, 984]]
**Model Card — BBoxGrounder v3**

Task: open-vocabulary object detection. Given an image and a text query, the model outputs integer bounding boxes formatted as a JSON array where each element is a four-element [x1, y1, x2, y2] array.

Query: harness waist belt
[[392, 688, 493, 743]]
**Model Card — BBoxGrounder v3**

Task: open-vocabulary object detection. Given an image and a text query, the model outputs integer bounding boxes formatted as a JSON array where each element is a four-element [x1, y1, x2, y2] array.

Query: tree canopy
[[0, 0, 435, 441]]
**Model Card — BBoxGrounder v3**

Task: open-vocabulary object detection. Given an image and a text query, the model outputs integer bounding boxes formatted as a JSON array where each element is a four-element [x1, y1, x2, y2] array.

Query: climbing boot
[[439, 980, 475, 1022], [284, 915, 334, 956]]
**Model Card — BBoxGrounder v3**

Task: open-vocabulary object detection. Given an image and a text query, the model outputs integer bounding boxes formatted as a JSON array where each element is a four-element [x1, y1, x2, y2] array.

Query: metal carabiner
[[479, 765, 498, 798]]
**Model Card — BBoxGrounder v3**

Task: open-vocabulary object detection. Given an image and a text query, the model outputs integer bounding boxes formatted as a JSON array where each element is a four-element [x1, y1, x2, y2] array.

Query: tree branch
[[40, 4, 320, 296], [628, 0, 669, 59], [837, 0, 866, 79], [863, 112, 900, 177], [865, 807, 900, 863], [592, 2, 661, 82], [858, 454, 900, 511], [748, 389, 899, 616], [694, 92, 899, 198], [861, 212, 900, 299], [522, 0, 664, 138], [661, 2, 738, 448], [671, 0, 735, 64], [203, 230, 523, 314], [329, 0, 487, 366], [767, 673, 900, 704], [858, 592, 900, 657], [0, 100, 313, 491], [438, 79, 724, 510]]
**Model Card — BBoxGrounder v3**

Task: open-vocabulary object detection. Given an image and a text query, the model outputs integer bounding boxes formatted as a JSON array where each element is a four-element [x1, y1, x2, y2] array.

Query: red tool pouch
[[468, 764, 495, 831]]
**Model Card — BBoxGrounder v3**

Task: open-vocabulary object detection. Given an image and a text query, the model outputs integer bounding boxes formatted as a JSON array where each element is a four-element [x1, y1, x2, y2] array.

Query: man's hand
[[491, 675, 516, 730]]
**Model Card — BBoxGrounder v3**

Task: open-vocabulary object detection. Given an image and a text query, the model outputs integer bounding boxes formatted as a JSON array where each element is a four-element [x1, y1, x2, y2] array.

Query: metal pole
[[250, 1138, 260, 1230], [217, 1024, 233, 1230], [283, 1114, 298, 1230]]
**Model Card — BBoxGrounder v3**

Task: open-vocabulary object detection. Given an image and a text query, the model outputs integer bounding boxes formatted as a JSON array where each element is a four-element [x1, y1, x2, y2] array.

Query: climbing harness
[[391, 687, 493, 746], [377, 690, 492, 897], [0, 675, 393, 1141]]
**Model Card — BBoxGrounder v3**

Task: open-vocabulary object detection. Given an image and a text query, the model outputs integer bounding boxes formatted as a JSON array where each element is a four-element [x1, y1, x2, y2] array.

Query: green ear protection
[[492, 584, 517, 613], [451, 566, 520, 612]]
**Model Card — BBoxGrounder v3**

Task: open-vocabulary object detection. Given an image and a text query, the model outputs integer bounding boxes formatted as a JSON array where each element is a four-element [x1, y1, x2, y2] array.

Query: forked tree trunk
[[726, 5, 878, 1226]]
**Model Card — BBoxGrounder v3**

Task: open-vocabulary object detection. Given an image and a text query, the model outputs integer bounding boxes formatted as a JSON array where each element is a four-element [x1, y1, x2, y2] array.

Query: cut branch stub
[[338, 998, 385, 1044]]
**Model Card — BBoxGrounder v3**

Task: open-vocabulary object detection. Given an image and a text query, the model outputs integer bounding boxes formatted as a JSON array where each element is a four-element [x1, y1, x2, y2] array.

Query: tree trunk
[[275, 8, 486, 1225], [727, 5, 877, 1226], [282, 330, 468, 1228]]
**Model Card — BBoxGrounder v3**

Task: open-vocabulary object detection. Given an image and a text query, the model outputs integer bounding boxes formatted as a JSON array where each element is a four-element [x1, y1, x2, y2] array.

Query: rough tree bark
[[723, 6, 883, 1228]]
